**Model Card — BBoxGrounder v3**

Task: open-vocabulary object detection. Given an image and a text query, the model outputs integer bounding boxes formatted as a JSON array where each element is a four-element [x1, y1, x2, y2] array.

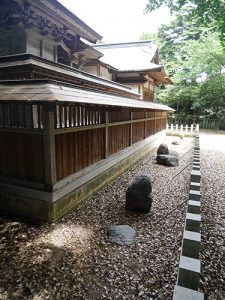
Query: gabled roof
[[93, 41, 172, 85], [94, 41, 158, 71]]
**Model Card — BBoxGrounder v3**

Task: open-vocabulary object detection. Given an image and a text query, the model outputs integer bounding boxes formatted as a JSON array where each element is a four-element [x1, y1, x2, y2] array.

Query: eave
[[0, 79, 175, 112]]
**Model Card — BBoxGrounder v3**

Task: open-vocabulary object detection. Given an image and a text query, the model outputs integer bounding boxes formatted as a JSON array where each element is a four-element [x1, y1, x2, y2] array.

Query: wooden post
[[43, 104, 56, 192], [105, 111, 109, 158], [130, 110, 133, 146]]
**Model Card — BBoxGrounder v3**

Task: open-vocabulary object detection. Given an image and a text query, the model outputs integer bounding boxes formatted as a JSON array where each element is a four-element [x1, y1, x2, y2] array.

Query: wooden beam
[[43, 104, 56, 192]]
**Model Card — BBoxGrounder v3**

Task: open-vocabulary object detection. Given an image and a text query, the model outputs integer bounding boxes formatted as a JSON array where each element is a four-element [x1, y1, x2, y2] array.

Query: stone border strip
[[173, 133, 204, 299]]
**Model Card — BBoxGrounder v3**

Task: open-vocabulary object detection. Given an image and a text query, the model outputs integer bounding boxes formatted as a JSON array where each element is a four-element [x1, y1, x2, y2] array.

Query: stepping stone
[[108, 225, 136, 246]]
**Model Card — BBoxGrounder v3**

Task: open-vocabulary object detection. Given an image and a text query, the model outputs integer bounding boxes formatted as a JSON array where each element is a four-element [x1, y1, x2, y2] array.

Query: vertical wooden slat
[[105, 111, 109, 158], [68, 132, 75, 175], [43, 104, 56, 191], [55, 134, 63, 180], [144, 111, 147, 139], [130, 110, 133, 146], [64, 105, 68, 128], [30, 104, 34, 129], [31, 134, 44, 181], [23, 104, 27, 128], [154, 111, 156, 134], [62, 133, 69, 178]]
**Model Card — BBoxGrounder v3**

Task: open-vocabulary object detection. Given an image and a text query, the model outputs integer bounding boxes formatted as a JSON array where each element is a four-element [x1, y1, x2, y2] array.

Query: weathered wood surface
[[0, 101, 167, 186], [0, 132, 44, 182]]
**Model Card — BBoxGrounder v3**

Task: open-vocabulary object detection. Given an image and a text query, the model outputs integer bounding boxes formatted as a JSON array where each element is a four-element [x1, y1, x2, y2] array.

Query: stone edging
[[173, 133, 204, 300]]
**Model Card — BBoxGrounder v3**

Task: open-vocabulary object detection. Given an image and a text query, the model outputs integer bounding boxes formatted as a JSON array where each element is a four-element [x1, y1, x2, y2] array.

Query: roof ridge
[[94, 40, 154, 49]]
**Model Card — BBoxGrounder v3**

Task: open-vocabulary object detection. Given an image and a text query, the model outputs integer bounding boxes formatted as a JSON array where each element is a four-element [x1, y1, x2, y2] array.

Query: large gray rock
[[157, 154, 179, 167], [108, 225, 136, 246], [157, 143, 169, 155], [126, 175, 153, 212], [169, 150, 179, 157]]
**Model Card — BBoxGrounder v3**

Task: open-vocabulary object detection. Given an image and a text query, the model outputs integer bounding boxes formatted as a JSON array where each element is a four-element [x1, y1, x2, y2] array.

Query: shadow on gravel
[[0, 217, 81, 299]]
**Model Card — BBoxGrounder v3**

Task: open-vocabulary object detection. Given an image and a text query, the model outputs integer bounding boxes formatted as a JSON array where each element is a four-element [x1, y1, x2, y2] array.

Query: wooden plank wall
[[108, 124, 130, 156], [0, 132, 44, 182], [0, 103, 167, 185], [55, 128, 104, 180], [54, 106, 167, 181]]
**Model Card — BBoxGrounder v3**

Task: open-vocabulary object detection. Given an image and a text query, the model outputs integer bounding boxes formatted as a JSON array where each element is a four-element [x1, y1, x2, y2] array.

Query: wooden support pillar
[[104, 111, 109, 158], [130, 110, 133, 146], [43, 104, 56, 192]]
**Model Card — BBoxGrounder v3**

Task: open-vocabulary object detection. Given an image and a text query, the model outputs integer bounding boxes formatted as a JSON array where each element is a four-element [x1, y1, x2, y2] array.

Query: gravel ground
[[0, 134, 213, 300], [199, 131, 225, 300]]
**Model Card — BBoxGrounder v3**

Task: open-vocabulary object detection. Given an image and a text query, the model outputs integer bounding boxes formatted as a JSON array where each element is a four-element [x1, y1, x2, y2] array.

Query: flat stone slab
[[191, 170, 201, 183], [186, 213, 201, 232], [193, 166, 200, 171], [188, 200, 201, 214], [189, 190, 201, 201], [178, 256, 201, 290], [173, 285, 204, 300], [108, 225, 136, 246], [190, 182, 200, 191], [179, 256, 200, 273], [182, 231, 201, 259]]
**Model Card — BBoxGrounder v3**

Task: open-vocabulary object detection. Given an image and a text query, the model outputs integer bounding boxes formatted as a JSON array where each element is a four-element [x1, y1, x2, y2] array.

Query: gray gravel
[[0, 135, 201, 300], [199, 131, 225, 300]]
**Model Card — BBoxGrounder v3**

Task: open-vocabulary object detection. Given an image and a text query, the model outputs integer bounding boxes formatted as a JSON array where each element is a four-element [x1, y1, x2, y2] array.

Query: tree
[[155, 30, 225, 118], [145, 0, 225, 47]]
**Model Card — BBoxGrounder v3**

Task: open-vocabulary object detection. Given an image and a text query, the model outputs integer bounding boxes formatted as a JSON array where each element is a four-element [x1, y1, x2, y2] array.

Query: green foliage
[[145, 0, 225, 47], [142, 3, 225, 121], [155, 29, 225, 118]]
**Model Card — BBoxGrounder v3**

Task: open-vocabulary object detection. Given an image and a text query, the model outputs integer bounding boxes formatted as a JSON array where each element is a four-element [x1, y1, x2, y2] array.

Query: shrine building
[[0, 0, 173, 221]]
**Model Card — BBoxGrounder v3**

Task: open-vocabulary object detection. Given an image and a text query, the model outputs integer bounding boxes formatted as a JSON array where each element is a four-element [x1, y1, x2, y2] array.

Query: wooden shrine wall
[[54, 105, 167, 181], [0, 102, 167, 186]]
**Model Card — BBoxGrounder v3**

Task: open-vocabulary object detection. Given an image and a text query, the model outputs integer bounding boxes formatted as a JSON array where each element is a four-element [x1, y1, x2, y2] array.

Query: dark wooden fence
[[0, 102, 167, 187]]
